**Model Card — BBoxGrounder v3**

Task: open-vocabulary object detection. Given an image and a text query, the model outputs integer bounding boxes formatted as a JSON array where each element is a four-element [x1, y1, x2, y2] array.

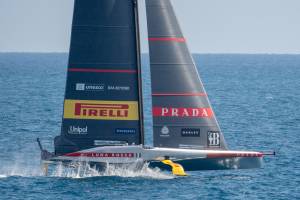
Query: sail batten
[[146, 0, 227, 150]]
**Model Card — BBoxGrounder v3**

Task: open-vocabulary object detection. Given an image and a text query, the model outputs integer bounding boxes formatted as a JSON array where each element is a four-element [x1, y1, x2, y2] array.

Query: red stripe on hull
[[148, 37, 186, 42], [69, 68, 137, 73], [152, 93, 207, 97]]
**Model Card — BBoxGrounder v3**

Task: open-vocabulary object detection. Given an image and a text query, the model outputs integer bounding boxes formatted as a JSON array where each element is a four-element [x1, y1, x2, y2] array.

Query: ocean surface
[[0, 53, 299, 200]]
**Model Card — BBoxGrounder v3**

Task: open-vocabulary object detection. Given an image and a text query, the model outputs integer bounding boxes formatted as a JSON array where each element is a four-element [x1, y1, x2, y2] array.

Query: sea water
[[0, 53, 299, 199]]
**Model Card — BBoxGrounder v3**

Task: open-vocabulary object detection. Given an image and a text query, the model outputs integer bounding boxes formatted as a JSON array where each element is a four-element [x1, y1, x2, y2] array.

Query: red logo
[[75, 103, 129, 118], [152, 107, 213, 118], [66, 152, 135, 158]]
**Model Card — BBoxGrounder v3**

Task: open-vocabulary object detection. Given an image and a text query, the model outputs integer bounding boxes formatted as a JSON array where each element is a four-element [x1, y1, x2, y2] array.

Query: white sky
[[0, 0, 299, 53]]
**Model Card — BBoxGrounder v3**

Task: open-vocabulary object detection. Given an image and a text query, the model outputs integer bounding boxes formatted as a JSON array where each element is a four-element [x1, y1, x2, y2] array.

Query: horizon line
[[0, 51, 300, 55]]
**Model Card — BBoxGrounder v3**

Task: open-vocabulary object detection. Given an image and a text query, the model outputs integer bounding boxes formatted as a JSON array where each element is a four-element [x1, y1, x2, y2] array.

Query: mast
[[133, 0, 144, 145], [146, 0, 227, 150]]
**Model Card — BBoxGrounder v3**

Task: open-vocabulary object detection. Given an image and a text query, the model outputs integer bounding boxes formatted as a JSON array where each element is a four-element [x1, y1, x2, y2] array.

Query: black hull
[[149, 157, 263, 171]]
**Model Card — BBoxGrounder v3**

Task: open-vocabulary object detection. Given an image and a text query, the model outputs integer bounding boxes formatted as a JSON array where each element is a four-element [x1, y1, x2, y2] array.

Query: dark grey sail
[[55, 0, 143, 155], [146, 0, 227, 149]]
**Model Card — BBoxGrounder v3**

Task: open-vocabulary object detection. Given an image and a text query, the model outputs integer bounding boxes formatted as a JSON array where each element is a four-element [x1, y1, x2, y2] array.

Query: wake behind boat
[[38, 0, 274, 176]]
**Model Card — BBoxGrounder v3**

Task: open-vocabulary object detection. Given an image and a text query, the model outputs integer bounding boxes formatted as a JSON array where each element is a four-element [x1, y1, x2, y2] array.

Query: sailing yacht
[[38, 0, 273, 176]]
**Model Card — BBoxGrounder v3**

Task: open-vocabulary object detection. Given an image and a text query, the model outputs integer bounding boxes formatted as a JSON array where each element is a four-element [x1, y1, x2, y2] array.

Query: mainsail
[[146, 0, 227, 149], [55, 0, 143, 155]]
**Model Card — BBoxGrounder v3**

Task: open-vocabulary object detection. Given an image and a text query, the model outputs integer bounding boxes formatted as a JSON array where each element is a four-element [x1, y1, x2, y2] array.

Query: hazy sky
[[0, 0, 299, 53]]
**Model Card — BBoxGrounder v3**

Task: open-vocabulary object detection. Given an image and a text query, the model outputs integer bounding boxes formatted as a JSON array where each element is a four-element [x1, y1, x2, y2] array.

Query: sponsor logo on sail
[[152, 107, 213, 118], [207, 131, 220, 147], [160, 126, 170, 137], [64, 100, 139, 120], [181, 128, 200, 137], [115, 128, 136, 134], [75, 103, 128, 117], [68, 126, 88, 135], [76, 83, 85, 91], [107, 85, 130, 91], [76, 83, 104, 91]]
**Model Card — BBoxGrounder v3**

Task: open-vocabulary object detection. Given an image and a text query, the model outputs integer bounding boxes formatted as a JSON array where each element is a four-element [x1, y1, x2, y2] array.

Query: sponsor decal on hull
[[64, 100, 139, 120], [65, 152, 135, 158], [206, 152, 263, 158], [152, 107, 213, 118]]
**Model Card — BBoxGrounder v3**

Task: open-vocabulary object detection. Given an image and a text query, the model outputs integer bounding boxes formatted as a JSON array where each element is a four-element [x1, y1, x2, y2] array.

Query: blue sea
[[0, 53, 299, 200]]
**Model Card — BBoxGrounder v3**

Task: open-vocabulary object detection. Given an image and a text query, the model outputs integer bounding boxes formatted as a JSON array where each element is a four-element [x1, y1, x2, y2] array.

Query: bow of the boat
[[148, 149, 274, 171]]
